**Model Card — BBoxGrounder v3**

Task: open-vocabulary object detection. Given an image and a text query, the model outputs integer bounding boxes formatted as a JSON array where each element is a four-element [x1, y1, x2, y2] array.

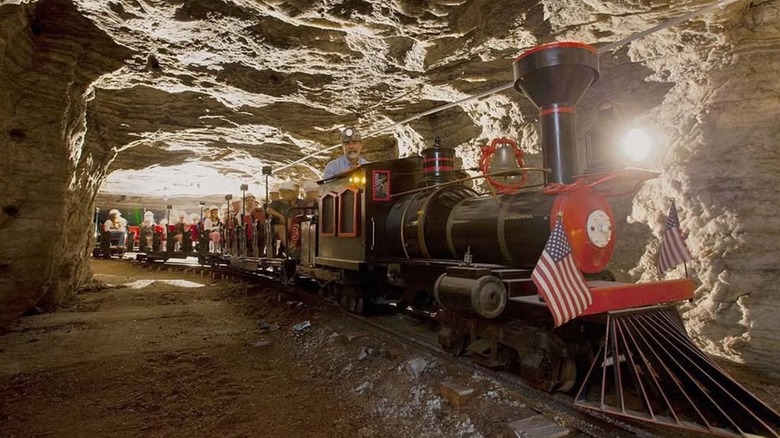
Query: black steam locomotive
[[135, 42, 779, 436], [291, 42, 779, 437]]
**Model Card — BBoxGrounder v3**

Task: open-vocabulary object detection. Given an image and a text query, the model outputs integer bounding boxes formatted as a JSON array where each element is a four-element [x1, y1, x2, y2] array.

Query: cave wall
[[0, 0, 777, 375], [0, 0, 133, 325], [626, 0, 780, 372]]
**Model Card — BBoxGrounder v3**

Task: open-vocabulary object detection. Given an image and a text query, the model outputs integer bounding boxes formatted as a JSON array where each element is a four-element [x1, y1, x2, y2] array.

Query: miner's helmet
[[109, 209, 121, 216], [209, 205, 219, 212], [341, 127, 361, 143], [279, 180, 297, 193], [303, 180, 319, 193]]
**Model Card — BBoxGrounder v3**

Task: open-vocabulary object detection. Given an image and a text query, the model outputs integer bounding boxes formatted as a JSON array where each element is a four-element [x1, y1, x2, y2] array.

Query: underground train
[[126, 42, 778, 436]]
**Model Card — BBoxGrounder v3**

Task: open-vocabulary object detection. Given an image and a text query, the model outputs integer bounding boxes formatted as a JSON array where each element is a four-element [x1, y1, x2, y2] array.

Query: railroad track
[[128, 257, 694, 438]]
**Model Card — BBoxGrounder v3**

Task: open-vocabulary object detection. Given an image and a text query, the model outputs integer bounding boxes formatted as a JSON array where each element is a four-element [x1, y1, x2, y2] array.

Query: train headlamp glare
[[620, 128, 653, 162]]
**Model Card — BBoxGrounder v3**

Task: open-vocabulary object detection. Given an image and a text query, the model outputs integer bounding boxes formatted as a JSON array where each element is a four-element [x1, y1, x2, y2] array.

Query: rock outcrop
[[1, 0, 778, 373], [0, 0, 134, 324]]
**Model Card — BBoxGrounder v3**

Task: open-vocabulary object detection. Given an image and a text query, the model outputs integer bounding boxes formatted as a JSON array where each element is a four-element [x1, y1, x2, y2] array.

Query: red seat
[[128, 226, 140, 245]]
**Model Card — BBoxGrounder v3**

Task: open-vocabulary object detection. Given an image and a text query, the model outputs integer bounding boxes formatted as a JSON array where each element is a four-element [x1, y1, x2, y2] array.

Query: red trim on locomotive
[[514, 41, 597, 62], [540, 106, 575, 116], [581, 278, 695, 316], [520, 278, 695, 315], [319, 192, 338, 237], [550, 185, 615, 274], [372, 170, 392, 202], [479, 137, 528, 194], [337, 187, 361, 238]]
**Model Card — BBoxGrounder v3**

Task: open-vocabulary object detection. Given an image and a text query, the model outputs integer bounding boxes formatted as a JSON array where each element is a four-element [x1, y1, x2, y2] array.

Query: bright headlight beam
[[621, 128, 653, 162]]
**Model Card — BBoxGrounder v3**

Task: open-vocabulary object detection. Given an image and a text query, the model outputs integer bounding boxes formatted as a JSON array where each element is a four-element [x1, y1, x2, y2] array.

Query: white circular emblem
[[586, 210, 612, 248]]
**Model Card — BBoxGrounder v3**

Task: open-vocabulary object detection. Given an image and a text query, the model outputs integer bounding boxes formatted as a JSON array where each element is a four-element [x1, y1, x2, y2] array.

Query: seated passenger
[[300, 180, 319, 215], [188, 213, 201, 242], [140, 211, 155, 251], [157, 218, 168, 250], [103, 209, 128, 249], [203, 206, 222, 252], [269, 187, 281, 203], [239, 193, 257, 228], [267, 181, 299, 256], [172, 210, 188, 251], [230, 199, 242, 226]]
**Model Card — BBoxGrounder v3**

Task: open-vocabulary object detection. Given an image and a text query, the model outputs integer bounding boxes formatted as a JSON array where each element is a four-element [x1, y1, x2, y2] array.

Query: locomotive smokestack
[[420, 136, 457, 186], [513, 42, 599, 184]]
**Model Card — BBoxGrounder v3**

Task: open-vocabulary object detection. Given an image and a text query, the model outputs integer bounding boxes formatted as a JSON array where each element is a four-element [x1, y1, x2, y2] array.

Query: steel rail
[[132, 258, 665, 437]]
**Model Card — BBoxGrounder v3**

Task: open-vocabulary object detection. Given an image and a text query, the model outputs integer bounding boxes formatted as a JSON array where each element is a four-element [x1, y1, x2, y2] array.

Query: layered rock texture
[[2, 0, 778, 372]]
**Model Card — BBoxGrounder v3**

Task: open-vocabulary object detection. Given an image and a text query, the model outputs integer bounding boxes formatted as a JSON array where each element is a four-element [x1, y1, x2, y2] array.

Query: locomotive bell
[[488, 141, 523, 186]]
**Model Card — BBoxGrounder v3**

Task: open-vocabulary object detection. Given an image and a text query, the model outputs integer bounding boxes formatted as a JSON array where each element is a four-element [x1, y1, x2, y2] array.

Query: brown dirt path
[[1, 259, 777, 438], [0, 259, 366, 438]]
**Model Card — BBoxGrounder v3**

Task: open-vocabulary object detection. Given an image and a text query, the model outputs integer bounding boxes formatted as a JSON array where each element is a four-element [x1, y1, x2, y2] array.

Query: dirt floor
[[1, 258, 778, 438], [0, 259, 544, 438]]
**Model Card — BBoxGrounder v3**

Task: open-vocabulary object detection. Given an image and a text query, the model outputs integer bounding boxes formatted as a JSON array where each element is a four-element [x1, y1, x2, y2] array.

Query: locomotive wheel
[[348, 296, 364, 314], [437, 327, 468, 356], [318, 283, 334, 300], [348, 296, 357, 312], [555, 358, 577, 392]]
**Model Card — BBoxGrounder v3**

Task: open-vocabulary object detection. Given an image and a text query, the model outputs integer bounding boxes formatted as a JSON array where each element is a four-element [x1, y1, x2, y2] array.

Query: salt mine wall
[[623, 0, 780, 371], [0, 0, 778, 375], [0, 0, 133, 326]]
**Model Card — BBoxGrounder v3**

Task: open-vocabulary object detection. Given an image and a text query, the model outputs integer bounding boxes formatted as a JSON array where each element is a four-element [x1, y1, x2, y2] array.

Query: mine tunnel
[[1, 0, 779, 436]]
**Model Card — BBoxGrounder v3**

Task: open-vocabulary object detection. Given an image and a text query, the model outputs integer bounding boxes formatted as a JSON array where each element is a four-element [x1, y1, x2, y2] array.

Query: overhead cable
[[273, 0, 742, 174]]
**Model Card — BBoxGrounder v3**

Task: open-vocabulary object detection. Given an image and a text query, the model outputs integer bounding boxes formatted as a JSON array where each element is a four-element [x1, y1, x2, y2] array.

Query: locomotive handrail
[[371, 217, 376, 251], [390, 167, 549, 198]]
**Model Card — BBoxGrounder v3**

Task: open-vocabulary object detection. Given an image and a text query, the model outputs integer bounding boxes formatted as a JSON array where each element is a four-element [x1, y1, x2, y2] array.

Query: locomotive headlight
[[620, 128, 653, 162], [586, 209, 612, 248]]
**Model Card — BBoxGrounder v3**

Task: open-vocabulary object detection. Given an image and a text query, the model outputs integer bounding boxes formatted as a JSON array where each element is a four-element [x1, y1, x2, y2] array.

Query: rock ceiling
[[7, 0, 779, 372], [76, 0, 713, 199]]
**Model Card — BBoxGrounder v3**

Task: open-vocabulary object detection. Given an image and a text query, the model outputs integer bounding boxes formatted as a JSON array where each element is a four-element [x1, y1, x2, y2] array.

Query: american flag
[[531, 217, 593, 327], [658, 201, 692, 275]]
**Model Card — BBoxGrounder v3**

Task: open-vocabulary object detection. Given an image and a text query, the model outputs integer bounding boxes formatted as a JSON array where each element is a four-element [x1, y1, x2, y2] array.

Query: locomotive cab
[[316, 156, 423, 269]]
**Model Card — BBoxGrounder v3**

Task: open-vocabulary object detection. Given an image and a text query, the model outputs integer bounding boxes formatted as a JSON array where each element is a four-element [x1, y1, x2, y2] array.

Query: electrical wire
[[272, 0, 743, 174]]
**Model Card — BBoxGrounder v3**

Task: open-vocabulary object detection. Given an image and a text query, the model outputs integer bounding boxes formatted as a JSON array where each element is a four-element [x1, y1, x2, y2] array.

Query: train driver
[[323, 127, 368, 179], [103, 209, 128, 249]]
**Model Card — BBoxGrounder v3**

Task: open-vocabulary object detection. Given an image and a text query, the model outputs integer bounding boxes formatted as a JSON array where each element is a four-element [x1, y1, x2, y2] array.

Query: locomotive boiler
[[305, 42, 780, 437]]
